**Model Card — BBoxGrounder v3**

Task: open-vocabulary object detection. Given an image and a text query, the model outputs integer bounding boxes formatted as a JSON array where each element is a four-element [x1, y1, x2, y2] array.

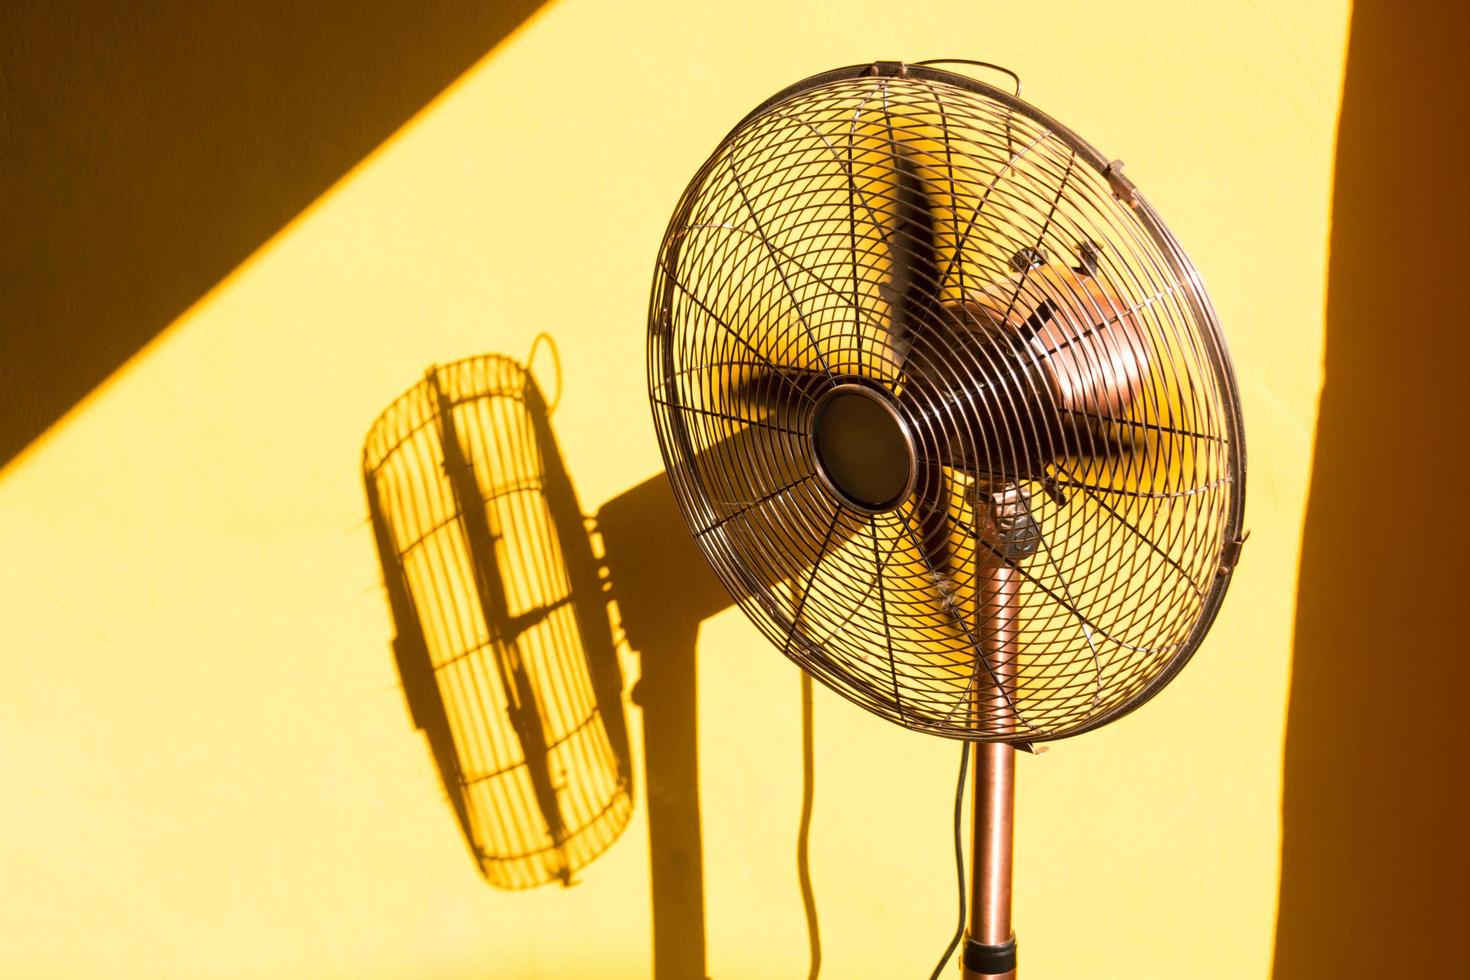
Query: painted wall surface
[[1, 1, 1362, 977]]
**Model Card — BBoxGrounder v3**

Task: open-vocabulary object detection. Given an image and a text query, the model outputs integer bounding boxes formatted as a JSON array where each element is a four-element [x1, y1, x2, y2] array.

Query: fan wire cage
[[648, 63, 1246, 744], [364, 355, 632, 888]]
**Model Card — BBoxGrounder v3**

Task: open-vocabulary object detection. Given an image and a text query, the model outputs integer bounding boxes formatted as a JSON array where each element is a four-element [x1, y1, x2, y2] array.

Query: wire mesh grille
[[364, 355, 632, 887], [647, 64, 1245, 743]]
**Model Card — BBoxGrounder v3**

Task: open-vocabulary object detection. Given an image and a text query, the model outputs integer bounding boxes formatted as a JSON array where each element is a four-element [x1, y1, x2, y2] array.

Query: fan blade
[[912, 462, 960, 594], [725, 364, 830, 415], [713, 146, 947, 429], [884, 144, 947, 367], [1052, 410, 1137, 460]]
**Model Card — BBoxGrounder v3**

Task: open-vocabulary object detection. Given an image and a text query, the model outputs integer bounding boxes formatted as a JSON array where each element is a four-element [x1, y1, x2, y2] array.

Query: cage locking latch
[[1104, 159, 1140, 208], [1218, 531, 1250, 575]]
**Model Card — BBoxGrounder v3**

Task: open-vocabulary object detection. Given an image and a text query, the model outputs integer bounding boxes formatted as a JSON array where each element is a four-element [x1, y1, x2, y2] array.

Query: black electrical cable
[[928, 742, 970, 979]]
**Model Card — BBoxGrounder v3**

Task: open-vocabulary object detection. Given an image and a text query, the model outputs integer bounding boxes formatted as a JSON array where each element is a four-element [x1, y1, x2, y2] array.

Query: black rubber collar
[[963, 935, 1018, 975]]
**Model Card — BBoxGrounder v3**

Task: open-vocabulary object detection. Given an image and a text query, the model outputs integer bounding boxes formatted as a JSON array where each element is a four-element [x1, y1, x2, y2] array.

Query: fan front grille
[[647, 64, 1245, 742]]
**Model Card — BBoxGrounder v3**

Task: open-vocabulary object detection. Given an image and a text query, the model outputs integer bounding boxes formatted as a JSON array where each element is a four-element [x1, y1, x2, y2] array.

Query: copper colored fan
[[646, 61, 1246, 977]]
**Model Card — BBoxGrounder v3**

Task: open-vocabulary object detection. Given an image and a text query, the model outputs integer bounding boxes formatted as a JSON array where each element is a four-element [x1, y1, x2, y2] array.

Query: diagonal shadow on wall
[[1273, 2, 1470, 975], [0, 0, 547, 471]]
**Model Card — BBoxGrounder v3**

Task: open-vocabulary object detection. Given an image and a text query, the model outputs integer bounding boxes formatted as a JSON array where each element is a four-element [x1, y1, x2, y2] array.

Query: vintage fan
[[646, 61, 1246, 977]]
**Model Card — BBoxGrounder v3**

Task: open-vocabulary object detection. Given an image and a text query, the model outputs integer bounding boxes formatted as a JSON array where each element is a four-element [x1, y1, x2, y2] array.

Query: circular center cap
[[810, 384, 916, 512]]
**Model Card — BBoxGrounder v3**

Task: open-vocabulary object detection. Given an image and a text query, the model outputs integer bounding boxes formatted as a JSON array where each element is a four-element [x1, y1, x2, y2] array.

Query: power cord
[[928, 742, 970, 979]]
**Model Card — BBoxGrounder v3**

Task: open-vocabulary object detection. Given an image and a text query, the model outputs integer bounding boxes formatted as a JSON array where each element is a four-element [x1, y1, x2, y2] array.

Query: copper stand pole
[[963, 739, 1016, 980], [961, 490, 1023, 980]]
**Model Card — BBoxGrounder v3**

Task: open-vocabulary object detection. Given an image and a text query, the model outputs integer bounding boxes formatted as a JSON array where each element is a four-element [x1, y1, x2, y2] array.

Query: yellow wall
[[0, 1, 1353, 977]]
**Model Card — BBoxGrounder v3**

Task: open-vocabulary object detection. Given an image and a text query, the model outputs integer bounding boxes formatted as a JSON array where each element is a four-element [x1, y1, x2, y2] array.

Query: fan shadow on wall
[[362, 346, 823, 980], [1274, 1, 1470, 975]]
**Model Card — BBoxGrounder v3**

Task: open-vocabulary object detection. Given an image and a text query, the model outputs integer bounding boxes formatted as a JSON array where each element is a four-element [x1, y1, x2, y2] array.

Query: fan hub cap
[[809, 384, 916, 513]]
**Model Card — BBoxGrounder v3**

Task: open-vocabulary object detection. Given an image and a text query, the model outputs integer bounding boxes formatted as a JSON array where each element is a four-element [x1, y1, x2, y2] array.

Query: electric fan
[[647, 61, 1246, 977]]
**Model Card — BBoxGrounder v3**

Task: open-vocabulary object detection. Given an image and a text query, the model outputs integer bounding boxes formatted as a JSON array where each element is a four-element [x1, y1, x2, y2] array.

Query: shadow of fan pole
[[596, 471, 724, 978], [1273, 2, 1470, 975], [1, 0, 546, 471], [365, 345, 825, 978], [596, 414, 851, 978]]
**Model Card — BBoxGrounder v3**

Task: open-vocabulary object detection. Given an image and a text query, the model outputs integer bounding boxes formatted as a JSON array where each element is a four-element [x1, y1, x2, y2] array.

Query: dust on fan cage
[[362, 353, 634, 889], [649, 64, 1245, 745]]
